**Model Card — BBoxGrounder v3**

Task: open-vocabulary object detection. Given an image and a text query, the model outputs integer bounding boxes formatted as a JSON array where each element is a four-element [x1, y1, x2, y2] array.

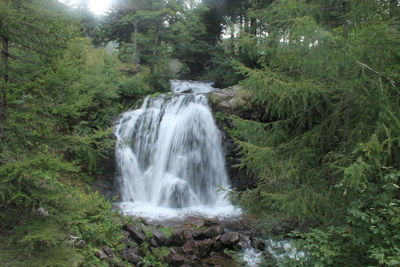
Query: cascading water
[[114, 80, 239, 220]]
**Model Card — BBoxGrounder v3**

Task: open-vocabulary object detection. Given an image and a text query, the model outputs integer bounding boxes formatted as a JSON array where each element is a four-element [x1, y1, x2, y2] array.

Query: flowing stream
[[114, 80, 239, 220]]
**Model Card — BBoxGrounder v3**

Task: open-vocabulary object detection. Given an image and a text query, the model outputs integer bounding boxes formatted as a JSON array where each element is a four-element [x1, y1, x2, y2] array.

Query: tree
[[0, 0, 77, 147]]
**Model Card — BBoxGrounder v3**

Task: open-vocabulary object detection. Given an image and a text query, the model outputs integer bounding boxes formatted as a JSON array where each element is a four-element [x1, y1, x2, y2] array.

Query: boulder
[[183, 216, 205, 228], [121, 248, 143, 264], [95, 250, 108, 260], [220, 232, 240, 246], [250, 236, 266, 250], [182, 240, 196, 254], [151, 229, 166, 245], [191, 228, 208, 240], [234, 240, 249, 250], [204, 218, 222, 226], [121, 237, 132, 247], [167, 230, 186, 246], [124, 224, 147, 244], [196, 239, 214, 258], [150, 238, 158, 247], [201, 252, 237, 267], [169, 253, 186, 265], [204, 225, 224, 238], [213, 240, 223, 252], [101, 246, 114, 258]]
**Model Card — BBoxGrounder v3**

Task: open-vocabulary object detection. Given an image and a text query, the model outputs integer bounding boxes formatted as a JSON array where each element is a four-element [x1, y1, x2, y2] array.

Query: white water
[[114, 80, 240, 220]]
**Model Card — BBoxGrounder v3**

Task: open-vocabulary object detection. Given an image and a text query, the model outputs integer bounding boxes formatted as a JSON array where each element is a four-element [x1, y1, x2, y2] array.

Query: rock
[[182, 240, 196, 254], [204, 218, 222, 226], [201, 252, 237, 267], [167, 230, 186, 246], [196, 239, 214, 258], [124, 224, 147, 244], [183, 216, 205, 228], [213, 240, 223, 252], [234, 240, 249, 250], [151, 229, 166, 245], [220, 232, 240, 246], [121, 248, 143, 264], [101, 246, 114, 258], [250, 236, 266, 250], [121, 237, 132, 247], [35, 207, 49, 216], [150, 238, 158, 247], [191, 228, 208, 240], [169, 253, 186, 265], [204, 225, 224, 238], [95, 250, 108, 260]]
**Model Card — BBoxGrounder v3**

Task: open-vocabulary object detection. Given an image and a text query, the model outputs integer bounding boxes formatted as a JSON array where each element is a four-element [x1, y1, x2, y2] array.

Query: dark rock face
[[208, 86, 258, 191]]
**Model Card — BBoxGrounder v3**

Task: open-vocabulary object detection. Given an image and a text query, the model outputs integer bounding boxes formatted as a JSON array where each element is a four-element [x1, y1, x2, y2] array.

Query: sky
[[60, 0, 112, 14], [88, 0, 112, 14]]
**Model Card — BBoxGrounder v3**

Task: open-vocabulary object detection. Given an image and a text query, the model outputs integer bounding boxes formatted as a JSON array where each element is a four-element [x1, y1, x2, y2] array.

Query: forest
[[0, 0, 399, 266]]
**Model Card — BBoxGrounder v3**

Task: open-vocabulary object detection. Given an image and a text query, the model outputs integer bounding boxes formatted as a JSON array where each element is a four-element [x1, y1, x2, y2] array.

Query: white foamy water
[[114, 80, 240, 220]]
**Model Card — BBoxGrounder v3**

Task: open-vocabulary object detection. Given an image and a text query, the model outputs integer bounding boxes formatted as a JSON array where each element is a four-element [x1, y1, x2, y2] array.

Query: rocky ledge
[[92, 216, 270, 266]]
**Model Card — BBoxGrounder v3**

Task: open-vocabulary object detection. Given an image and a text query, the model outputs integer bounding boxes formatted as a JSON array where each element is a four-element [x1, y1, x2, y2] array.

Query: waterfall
[[114, 80, 238, 219]]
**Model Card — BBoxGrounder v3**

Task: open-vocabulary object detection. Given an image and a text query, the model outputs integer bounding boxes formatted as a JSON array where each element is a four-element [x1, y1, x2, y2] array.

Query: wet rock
[[204, 218, 222, 226], [204, 225, 224, 238], [191, 228, 208, 240], [250, 236, 266, 250], [220, 232, 239, 246], [234, 240, 249, 250], [183, 216, 205, 228], [151, 229, 166, 245], [121, 248, 143, 264], [124, 224, 147, 244], [196, 239, 214, 258]]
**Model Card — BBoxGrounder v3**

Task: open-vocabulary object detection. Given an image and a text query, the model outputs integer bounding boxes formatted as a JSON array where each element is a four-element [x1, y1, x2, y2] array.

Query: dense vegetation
[[0, 0, 399, 266]]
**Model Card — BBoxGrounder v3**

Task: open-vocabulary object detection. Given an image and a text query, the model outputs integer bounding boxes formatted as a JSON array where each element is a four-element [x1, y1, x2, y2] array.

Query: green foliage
[[140, 242, 168, 267], [158, 227, 174, 238], [0, 1, 152, 266], [219, 2, 400, 266], [290, 172, 400, 266]]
